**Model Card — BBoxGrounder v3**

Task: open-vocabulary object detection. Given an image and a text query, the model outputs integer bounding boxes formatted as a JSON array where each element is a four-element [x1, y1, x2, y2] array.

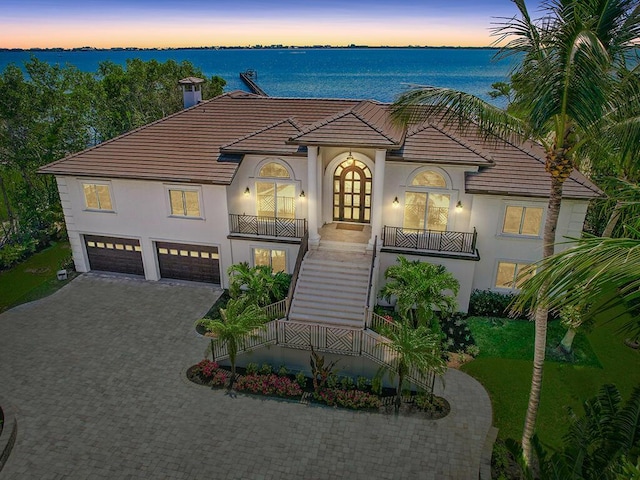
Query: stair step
[[291, 299, 364, 315], [295, 285, 368, 299], [303, 258, 370, 270], [293, 291, 366, 304], [300, 266, 369, 280], [318, 241, 368, 253], [288, 312, 364, 328]]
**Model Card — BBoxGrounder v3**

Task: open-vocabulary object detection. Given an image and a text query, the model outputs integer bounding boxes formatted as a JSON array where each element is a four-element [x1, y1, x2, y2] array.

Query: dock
[[239, 70, 268, 96]]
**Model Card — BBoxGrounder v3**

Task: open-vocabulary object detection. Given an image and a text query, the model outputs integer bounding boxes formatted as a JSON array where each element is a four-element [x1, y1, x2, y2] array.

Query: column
[[369, 149, 386, 249], [307, 146, 320, 246]]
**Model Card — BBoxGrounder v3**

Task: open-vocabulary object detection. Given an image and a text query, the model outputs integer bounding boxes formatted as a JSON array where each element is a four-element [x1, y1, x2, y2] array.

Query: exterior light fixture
[[456, 200, 463, 211], [393, 196, 399, 208], [244, 187, 250, 196], [299, 190, 306, 198], [346, 150, 355, 165]]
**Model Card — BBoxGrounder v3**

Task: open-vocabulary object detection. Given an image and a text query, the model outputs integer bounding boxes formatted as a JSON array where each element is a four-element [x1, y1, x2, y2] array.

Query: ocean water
[[0, 48, 515, 106]]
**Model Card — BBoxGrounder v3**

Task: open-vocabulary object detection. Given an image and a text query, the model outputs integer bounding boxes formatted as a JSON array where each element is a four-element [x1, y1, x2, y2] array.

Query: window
[[254, 248, 287, 273], [495, 261, 534, 289], [256, 161, 295, 219], [403, 170, 450, 231], [83, 183, 113, 211], [502, 206, 543, 236], [169, 189, 201, 217]]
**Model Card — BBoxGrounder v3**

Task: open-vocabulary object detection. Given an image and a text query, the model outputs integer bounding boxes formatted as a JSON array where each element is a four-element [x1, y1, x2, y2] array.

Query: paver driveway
[[0, 274, 492, 479]]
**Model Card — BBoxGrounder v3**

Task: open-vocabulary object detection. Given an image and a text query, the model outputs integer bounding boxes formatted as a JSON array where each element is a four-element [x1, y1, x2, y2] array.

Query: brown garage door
[[85, 235, 144, 276], [156, 242, 220, 284]]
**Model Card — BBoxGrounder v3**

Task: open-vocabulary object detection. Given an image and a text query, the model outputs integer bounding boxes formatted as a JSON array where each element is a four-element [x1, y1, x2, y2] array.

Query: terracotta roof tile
[[39, 91, 601, 199]]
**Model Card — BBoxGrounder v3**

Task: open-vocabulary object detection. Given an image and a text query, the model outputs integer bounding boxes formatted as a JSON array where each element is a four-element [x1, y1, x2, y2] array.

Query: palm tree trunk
[[559, 328, 577, 353], [395, 369, 404, 412], [602, 200, 623, 237], [522, 174, 564, 465]]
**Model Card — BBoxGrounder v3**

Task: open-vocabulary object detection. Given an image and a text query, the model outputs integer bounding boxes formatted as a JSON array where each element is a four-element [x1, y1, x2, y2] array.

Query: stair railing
[[285, 229, 309, 319]]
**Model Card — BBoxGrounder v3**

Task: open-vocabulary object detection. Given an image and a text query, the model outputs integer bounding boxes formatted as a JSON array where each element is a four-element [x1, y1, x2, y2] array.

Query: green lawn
[[0, 241, 76, 312], [462, 314, 640, 449]]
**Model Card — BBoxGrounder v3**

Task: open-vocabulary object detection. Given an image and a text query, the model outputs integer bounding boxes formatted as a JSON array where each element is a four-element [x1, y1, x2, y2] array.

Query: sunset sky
[[0, 0, 543, 49]]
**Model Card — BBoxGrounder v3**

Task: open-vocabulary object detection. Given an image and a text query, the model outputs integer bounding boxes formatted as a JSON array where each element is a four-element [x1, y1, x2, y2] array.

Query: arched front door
[[333, 159, 372, 223]]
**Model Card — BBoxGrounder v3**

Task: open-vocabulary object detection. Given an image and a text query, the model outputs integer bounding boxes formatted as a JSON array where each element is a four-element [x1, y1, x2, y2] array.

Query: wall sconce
[[299, 190, 306, 198], [456, 200, 463, 211], [346, 150, 354, 165], [392, 196, 399, 208], [244, 187, 250, 197]]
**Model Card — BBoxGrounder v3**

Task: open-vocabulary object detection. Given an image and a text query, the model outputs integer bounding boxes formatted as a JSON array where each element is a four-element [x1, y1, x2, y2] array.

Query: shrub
[[295, 371, 307, 389], [210, 369, 229, 387], [340, 376, 355, 390], [466, 344, 480, 357], [259, 363, 273, 375], [356, 376, 369, 391], [313, 388, 382, 410], [415, 394, 448, 414], [194, 359, 219, 379], [245, 362, 259, 375], [277, 365, 289, 377], [469, 289, 520, 318], [326, 374, 339, 389], [235, 373, 302, 397], [371, 375, 383, 395]]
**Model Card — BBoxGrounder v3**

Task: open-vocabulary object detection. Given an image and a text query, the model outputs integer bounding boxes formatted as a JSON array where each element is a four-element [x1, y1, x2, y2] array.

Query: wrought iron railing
[[208, 318, 436, 394], [285, 230, 309, 317], [229, 214, 307, 238], [382, 226, 477, 254]]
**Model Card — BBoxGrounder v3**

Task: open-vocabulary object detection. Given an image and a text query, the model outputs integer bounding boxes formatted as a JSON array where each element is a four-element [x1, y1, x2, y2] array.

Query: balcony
[[382, 226, 478, 259], [229, 214, 307, 239]]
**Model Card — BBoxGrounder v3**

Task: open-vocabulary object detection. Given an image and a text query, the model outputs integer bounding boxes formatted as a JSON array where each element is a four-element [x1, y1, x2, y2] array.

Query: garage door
[[156, 242, 220, 284], [85, 235, 144, 275]]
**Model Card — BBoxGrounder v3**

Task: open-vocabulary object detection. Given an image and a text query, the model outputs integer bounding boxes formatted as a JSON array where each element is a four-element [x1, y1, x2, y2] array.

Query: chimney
[[178, 77, 205, 109]]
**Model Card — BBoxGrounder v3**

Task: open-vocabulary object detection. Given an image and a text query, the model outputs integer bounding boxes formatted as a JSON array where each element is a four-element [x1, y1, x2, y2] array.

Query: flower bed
[[186, 359, 450, 419]]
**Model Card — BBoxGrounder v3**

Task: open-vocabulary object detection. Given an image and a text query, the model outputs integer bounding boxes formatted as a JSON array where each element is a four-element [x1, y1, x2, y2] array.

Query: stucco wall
[[57, 175, 233, 287]]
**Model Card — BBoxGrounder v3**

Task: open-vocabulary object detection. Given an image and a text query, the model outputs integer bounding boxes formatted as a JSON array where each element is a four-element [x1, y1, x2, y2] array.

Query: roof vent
[[178, 77, 205, 109]]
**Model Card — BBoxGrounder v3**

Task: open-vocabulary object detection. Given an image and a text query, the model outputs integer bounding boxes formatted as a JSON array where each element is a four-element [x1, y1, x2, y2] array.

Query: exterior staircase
[[288, 242, 371, 328]]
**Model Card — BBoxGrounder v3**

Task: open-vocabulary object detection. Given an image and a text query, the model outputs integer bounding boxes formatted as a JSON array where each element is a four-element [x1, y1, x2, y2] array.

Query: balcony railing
[[382, 226, 477, 255], [229, 214, 307, 239]]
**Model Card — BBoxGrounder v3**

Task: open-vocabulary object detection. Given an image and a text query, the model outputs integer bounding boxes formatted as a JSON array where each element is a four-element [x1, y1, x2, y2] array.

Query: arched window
[[404, 170, 451, 232], [256, 161, 295, 219]]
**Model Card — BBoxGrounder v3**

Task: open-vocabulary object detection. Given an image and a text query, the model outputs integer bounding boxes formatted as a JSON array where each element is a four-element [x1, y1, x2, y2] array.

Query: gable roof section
[[391, 122, 494, 166], [39, 92, 357, 184], [220, 118, 304, 155], [288, 101, 404, 148], [458, 127, 601, 199]]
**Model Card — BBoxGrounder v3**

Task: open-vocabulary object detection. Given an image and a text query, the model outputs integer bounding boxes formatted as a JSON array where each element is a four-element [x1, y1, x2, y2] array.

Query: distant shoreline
[[0, 45, 500, 53]]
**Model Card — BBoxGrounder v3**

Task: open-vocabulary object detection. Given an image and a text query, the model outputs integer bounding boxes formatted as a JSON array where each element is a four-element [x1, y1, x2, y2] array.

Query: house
[[40, 81, 600, 331]]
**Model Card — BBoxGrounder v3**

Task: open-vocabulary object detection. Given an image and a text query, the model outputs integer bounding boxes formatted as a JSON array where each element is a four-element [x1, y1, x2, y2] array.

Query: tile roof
[[39, 90, 601, 199]]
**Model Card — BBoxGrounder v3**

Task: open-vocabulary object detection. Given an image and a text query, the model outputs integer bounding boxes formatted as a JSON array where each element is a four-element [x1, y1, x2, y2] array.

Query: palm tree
[[391, 0, 640, 463], [228, 262, 290, 307], [380, 256, 459, 331], [200, 297, 268, 388], [379, 318, 447, 412]]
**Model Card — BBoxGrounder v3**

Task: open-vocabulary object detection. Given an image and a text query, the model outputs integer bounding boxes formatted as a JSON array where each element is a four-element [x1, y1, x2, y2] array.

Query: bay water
[[0, 47, 515, 106]]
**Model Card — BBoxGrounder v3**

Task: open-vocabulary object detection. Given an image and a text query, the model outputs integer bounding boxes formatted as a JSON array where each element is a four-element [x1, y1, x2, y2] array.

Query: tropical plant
[[309, 346, 339, 392], [227, 262, 291, 306], [510, 384, 640, 480], [380, 256, 459, 331], [557, 301, 594, 353], [378, 317, 447, 412], [199, 297, 267, 388], [391, 0, 640, 463]]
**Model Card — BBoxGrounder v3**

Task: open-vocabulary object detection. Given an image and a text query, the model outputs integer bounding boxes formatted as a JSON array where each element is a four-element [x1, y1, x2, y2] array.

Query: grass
[[0, 241, 77, 313], [461, 312, 640, 449]]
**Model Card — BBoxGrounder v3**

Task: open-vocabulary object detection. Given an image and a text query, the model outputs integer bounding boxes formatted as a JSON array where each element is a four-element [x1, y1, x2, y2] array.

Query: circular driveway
[[0, 274, 492, 479]]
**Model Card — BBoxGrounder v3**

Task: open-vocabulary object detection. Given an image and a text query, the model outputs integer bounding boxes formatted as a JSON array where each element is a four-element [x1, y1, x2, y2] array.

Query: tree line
[[0, 57, 225, 268]]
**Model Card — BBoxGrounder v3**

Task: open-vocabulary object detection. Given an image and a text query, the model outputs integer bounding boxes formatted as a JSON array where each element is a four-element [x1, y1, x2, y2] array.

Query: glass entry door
[[333, 159, 372, 223]]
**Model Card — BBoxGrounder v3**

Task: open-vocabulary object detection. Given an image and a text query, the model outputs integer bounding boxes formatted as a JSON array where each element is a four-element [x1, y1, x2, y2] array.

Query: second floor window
[[169, 189, 201, 217], [403, 170, 450, 231], [83, 183, 113, 211], [502, 205, 543, 236], [256, 161, 295, 219]]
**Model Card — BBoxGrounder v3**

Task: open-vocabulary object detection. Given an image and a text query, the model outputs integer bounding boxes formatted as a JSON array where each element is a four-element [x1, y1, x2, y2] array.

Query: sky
[[0, 0, 543, 49]]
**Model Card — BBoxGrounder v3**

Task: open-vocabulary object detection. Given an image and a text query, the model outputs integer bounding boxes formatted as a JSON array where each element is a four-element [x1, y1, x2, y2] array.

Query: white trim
[[497, 201, 546, 239], [406, 166, 452, 189], [254, 157, 296, 180], [163, 184, 205, 220], [492, 259, 534, 292], [79, 179, 116, 213]]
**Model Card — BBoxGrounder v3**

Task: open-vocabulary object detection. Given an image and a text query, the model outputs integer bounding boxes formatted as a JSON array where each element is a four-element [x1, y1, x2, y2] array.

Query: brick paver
[[0, 274, 492, 479]]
